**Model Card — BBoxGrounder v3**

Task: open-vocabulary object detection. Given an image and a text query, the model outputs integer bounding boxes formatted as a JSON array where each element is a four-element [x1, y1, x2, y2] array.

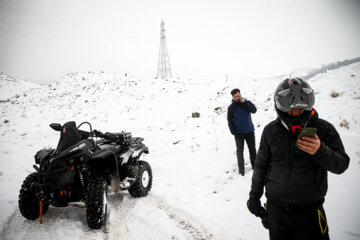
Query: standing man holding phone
[[247, 78, 350, 239], [227, 88, 257, 176]]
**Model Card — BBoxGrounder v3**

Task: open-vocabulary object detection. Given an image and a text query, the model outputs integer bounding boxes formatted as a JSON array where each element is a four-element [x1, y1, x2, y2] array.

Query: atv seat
[[54, 121, 89, 156]]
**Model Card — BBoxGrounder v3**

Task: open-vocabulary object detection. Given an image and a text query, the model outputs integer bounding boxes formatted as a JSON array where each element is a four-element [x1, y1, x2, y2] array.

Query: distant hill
[[296, 56, 360, 80], [0, 72, 40, 100]]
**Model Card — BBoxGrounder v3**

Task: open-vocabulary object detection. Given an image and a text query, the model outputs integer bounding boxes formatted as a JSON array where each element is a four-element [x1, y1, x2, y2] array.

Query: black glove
[[247, 192, 267, 218], [247, 192, 268, 229]]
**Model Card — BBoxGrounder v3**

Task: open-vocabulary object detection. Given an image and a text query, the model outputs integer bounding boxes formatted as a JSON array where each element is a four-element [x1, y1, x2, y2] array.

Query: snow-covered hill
[[0, 73, 40, 100], [0, 64, 359, 239]]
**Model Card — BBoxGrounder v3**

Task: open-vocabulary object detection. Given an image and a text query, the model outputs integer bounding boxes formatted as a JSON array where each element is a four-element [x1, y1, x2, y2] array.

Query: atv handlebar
[[50, 121, 133, 144], [93, 129, 132, 144], [92, 129, 103, 137]]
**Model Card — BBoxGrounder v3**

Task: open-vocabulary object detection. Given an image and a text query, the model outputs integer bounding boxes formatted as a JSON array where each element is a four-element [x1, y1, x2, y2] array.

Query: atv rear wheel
[[86, 174, 108, 229], [19, 172, 49, 220], [128, 161, 152, 198]]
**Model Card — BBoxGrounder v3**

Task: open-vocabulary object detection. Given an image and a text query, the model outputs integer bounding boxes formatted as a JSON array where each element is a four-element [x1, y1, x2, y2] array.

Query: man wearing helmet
[[247, 78, 349, 239], [227, 88, 257, 175]]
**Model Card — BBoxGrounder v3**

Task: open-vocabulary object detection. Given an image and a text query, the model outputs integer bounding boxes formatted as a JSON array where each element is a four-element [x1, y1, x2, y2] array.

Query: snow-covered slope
[[0, 73, 40, 100], [0, 64, 359, 239]]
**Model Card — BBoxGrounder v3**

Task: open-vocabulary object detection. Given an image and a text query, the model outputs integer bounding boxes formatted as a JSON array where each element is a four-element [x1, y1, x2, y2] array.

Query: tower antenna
[[156, 20, 172, 79]]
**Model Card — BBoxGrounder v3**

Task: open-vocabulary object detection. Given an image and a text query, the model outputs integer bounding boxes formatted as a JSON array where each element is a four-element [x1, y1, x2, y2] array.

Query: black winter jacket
[[251, 110, 349, 209]]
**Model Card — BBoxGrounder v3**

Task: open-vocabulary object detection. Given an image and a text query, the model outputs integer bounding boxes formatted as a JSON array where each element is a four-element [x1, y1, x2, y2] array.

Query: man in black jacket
[[227, 88, 257, 175], [247, 78, 349, 240]]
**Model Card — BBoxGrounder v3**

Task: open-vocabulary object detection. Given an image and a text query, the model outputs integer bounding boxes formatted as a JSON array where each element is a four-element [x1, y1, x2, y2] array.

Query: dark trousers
[[234, 132, 256, 174], [267, 200, 330, 240]]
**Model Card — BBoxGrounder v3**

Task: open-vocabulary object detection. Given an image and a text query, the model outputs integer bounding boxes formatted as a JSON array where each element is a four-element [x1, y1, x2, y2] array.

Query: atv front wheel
[[19, 172, 49, 220], [86, 174, 108, 229], [128, 161, 152, 198]]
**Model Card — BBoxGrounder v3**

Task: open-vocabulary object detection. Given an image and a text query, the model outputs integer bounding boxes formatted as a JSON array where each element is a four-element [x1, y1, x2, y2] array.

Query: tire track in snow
[[103, 193, 137, 240], [0, 205, 97, 240], [155, 197, 213, 240], [104, 194, 213, 240], [1, 195, 212, 240]]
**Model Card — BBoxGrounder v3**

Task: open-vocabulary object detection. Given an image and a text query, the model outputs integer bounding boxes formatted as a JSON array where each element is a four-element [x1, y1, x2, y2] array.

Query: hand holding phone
[[296, 127, 321, 155], [296, 127, 317, 147]]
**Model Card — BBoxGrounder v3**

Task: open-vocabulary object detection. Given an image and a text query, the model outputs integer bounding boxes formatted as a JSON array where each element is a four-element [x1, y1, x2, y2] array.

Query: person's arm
[[250, 129, 270, 197], [227, 105, 236, 135], [311, 124, 350, 174], [242, 99, 257, 113], [248, 128, 270, 220]]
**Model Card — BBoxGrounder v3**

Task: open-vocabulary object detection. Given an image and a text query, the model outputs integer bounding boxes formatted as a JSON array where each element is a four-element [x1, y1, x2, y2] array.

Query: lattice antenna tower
[[156, 20, 172, 79]]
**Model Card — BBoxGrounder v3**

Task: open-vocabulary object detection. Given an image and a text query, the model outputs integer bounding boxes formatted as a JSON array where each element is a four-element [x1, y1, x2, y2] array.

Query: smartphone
[[296, 127, 317, 147]]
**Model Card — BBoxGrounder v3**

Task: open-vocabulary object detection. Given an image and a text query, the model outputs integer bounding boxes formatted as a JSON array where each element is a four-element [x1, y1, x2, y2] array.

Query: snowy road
[[1, 194, 213, 240]]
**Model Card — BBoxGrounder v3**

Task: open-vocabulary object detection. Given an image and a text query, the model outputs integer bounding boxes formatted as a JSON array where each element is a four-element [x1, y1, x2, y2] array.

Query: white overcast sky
[[0, 0, 359, 83]]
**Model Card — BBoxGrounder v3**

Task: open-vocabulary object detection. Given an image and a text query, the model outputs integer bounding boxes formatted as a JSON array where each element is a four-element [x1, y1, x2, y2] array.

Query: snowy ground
[[0, 64, 359, 239]]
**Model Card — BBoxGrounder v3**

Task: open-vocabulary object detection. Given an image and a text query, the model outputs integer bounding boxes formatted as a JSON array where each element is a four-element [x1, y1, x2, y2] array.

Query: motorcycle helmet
[[274, 78, 315, 132]]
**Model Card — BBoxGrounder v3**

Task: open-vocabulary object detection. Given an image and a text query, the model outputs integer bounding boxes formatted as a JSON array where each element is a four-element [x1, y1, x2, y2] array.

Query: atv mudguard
[[89, 146, 120, 173], [119, 143, 149, 166], [89, 143, 149, 172]]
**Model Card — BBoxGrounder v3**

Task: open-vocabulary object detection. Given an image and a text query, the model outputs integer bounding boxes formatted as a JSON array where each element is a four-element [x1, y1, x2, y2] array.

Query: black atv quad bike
[[18, 121, 152, 229]]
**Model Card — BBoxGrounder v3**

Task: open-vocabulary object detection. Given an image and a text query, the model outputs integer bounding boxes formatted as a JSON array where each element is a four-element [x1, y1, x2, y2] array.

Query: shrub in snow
[[192, 112, 200, 118], [330, 91, 340, 98], [339, 119, 350, 129]]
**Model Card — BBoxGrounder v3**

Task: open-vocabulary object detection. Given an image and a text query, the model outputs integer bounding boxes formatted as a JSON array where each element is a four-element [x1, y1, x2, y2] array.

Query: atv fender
[[89, 147, 122, 185], [89, 148, 118, 171], [119, 144, 149, 166]]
